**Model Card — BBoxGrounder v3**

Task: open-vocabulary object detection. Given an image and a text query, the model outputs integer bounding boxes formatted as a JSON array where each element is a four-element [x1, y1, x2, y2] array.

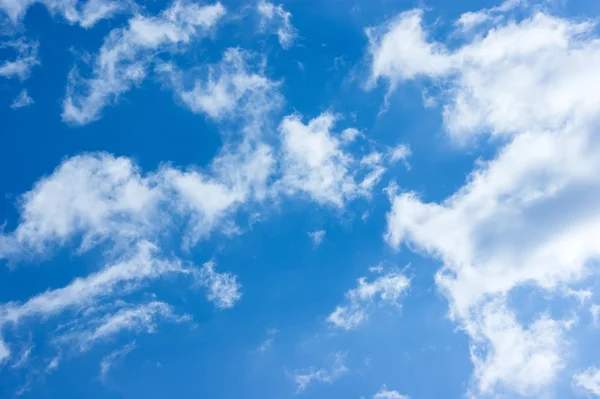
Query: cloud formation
[[10, 89, 34, 109], [293, 352, 348, 393], [327, 270, 410, 330], [0, 0, 127, 27], [371, 4, 600, 397], [62, 1, 226, 125], [0, 39, 39, 80], [256, 1, 296, 49]]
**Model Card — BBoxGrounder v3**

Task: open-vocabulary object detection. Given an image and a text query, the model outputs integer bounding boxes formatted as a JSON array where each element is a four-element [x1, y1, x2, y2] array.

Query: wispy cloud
[[10, 89, 34, 109], [0, 39, 39, 80], [293, 352, 348, 393], [327, 270, 410, 330], [99, 341, 136, 381], [308, 230, 325, 248], [256, 328, 278, 353], [0, 0, 128, 27], [62, 1, 226, 125], [256, 1, 297, 49]]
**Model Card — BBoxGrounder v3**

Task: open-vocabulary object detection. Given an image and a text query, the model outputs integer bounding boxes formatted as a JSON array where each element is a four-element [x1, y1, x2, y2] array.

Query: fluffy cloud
[[0, 148, 264, 367], [278, 113, 388, 207], [327, 270, 410, 330], [10, 89, 34, 109], [0, 39, 38, 80], [573, 367, 600, 396], [199, 261, 242, 309], [0, 0, 126, 27], [372, 4, 600, 397], [62, 1, 226, 125], [161, 47, 281, 131], [293, 352, 348, 393], [256, 0, 296, 49]]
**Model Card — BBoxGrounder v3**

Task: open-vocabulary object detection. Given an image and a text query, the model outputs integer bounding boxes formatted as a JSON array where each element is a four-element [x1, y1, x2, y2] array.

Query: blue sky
[[1, 0, 600, 398]]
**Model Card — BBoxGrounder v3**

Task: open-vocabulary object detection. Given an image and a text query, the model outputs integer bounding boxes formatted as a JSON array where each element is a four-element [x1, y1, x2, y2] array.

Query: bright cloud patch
[[278, 113, 389, 207], [62, 1, 226, 125], [256, 0, 296, 49], [0, 39, 38, 80], [372, 4, 600, 397], [327, 269, 410, 330], [3, 0, 600, 398], [0, 0, 126, 27]]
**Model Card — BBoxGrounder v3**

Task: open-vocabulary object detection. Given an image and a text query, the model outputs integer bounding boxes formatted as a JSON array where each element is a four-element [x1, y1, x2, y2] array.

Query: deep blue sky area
[[1, 0, 600, 399]]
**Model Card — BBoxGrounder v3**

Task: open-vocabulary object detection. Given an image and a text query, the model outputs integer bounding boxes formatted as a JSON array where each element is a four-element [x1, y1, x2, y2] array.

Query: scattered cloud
[[10, 89, 34, 109], [278, 112, 387, 207], [256, 328, 278, 353], [99, 341, 136, 381], [62, 1, 226, 125], [257, 0, 296, 49], [161, 47, 281, 130], [374, 4, 600, 397], [341, 127, 361, 143], [308, 230, 325, 248], [373, 385, 409, 399], [10, 344, 33, 369], [388, 143, 411, 166], [0, 0, 128, 28], [455, 0, 521, 32], [54, 301, 190, 352], [0, 39, 39, 80], [573, 367, 600, 396], [198, 261, 242, 309], [327, 270, 410, 330], [293, 352, 348, 393]]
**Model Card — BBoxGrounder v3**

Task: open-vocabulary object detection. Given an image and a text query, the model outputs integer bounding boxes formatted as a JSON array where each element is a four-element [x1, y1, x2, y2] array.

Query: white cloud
[[341, 128, 361, 143], [56, 301, 190, 351], [10, 344, 33, 369], [0, 154, 163, 260], [0, 39, 39, 80], [99, 341, 136, 381], [592, 304, 600, 327], [162, 47, 281, 129], [0, 242, 180, 327], [10, 89, 34, 109], [0, 339, 9, 363], [0, 0, 126, 27], [0, 148, 262, 362], [375, 4, 600, 397], [198, 261, 242, 309], [256, 327, 278, 353], [308, 230, 325, 247], [574, 367, 600, 396], [0, 146, 275, 259], [293, 352, 348, 393], [278, 113, 386, 207], [388, 143, 411, 165], [62, 1, 226, 125], [366, 9, 452, 85], [456, 0, 521, 32], [257, 0, 296, 49], [373, 385, 409, 399], [327, 270, 410, 330]]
